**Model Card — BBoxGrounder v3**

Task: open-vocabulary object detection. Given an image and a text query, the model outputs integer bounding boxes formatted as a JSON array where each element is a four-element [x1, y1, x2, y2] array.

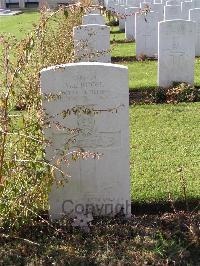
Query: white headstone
[[0, 0, 6, 9], [193, 0, 200, 8], [166, 0, 181, 5], [164, 5, 182, 20], [181, 1, 194, 20], [135, 11, 162, 58], [151, 3, 164, 19], [85, 8, 101, 15], [189, 8, 200, 56], [140, 2, 152, 9], [19, 0, 25, 8], [107, 0, 116, 11], [158, 20, 195, 87], [118, 5, 126, 31], [40, 62, 131, 220], [126, 0, 140, 7], [82, 14, 105, 25], [125, 7, 139, 40], [73, 25, 111, 63]]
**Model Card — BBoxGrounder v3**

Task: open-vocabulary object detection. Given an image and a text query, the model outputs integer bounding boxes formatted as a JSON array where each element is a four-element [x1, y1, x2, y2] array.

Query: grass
[[0, 11, 40, 39], [130, 103, 200, 203]]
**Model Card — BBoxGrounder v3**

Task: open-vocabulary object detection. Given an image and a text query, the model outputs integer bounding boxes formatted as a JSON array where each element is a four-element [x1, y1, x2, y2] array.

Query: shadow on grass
[[1, 200, 199, 265], [111, 39, 135, 44], [129, 86, 200, 104], [111, 56, 157, 63], [110, 30, 123, 34], [132, 198, 199, 215], [129, 87, 157, 104]]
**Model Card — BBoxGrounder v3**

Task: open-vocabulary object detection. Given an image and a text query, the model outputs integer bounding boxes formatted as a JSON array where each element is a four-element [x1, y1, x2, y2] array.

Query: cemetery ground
[[0, 12, 200, 265]]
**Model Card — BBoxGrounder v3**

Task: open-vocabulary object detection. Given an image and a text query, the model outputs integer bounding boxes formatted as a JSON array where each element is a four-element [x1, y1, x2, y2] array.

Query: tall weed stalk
[[0, 5, 83, 229]]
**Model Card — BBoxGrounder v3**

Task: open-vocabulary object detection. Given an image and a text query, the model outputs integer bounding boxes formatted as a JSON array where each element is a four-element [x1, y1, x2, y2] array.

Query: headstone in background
[[126, 0, 140, 7], [118, 5, 126, 31], [193, 0, 200, 8], [166, 0, 181, 5], [164, 5, 182, 20], [135, 11, 162, 58], [158, 20, 195, 87], [125, 7, 139, 40], [181, 1, 194, 20], [73, 25, 111, 63], [189, 8, 200, 56], [82, 14, 105, 25]]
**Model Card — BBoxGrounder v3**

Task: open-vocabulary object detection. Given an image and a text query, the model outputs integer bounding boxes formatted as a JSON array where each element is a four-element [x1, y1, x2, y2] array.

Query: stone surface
[[0, 0, 5, 9], [140, 2, 152, 9], [73, 25, 111, 63], [135, 11, 162, 58], [193, 0, 200, 8], [151, 3, 164, 19], [106, 0, 116, 12], [158, 20, 195, 88], [125, 7, 139, 40], [166, 0, 181, 5], [126, 0, 140, 7], [85, 8, 101, 14], [118, 5, 126, 31], [19, 0, 25, 9], [82, 14, 105, 25], [40, 62, 131, 220], [164, 5, 182, 20], [181, 1, 194, 20], [189, 8, 200, 56]]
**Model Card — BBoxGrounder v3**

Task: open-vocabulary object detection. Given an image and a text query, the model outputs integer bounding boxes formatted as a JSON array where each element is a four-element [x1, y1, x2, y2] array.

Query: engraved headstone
[[82, 14, 105, 25], [135, 11, 162, 58], [158, 20, 195, 87], [73, 25, 111, 63], [189, 8, 200, 56], [40, 62, 131, 220]]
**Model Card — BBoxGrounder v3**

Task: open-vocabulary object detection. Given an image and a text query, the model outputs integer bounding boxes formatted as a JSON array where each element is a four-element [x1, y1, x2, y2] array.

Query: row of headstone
[[104, 1, 196, 87], [40, 9, 132, 221], [105, 1, 200, 63], [42, 4, 197, 221], [106, 0, 200, 32], [135, 8, 200, 58]]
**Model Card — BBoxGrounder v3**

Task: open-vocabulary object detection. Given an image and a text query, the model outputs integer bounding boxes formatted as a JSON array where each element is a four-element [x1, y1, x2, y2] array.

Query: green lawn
[[130, 103, 200, 203], [1, 14, 199, 205], [0, 11, 40, 39]]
